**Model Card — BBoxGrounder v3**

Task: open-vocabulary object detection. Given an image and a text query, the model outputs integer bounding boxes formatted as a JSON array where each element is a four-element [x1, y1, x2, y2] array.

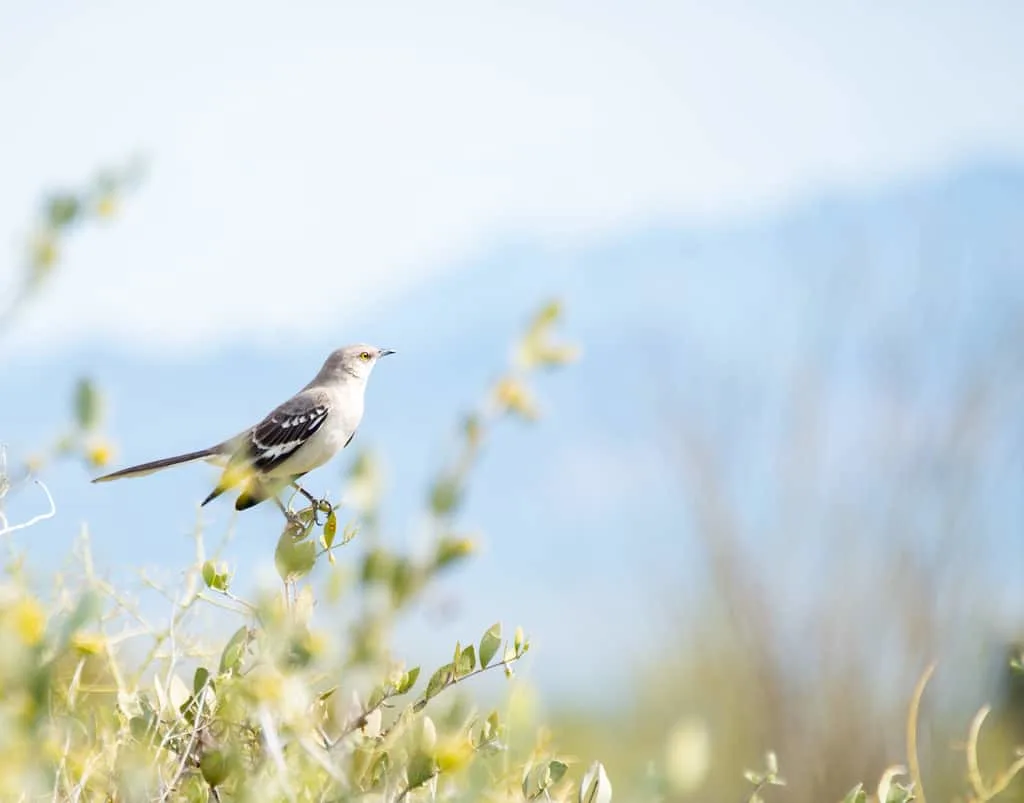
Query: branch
[[966, 704, 1024, 802], [968, 706, 992, 800], [325, 652, 526, 752], [906, 661, 935, 803], [0, 478, 56, 537], [157, 686, 208, 803]]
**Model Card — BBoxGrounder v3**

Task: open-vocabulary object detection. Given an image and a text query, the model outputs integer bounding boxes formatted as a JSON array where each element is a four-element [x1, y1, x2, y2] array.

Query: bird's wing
[[229, 392, 331, 474]]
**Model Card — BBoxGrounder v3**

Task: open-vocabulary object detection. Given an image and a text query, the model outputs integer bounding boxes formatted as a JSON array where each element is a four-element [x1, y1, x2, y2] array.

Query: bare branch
[[906, 661, 936, 803], [965, 704, 1024, 803], [0, 478, 56, 537]]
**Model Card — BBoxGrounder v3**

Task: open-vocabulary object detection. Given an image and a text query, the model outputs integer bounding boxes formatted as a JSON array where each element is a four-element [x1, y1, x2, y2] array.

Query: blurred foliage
[[1, 160, 143, 479], [1, 158, 143, 336], [4, 165, 1024, 802], [543, 242, 1024, 800]]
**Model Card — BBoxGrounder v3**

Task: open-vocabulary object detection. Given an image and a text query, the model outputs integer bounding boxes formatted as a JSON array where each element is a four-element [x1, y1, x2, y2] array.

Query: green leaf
[[219, 626, 249, 676], [457, 644, 476, 676], [533, 299, 562, 329], [200, 750, 229, 787], [424, 663, 453, 700], [192, 666, 210, 697], [886, 784, 914, 803], [396, 666, 420, 695], [73, 377, 101, 430], [479, 623, 501, 669], [434, 536, 475, 569], [370, 751, 390, 787], [548, 760, 568, 786], [842, 784, 867, 803], [406, 751, 438, 791], [390, 558, 417, 603], [322, 510, 338, 549], [201, 560, 230, 592], [522, 764, 535, 799], [522, 761, 568, 798], [351, 745, 374, 786], [430, 477, 461, 517], [47, 194, 80, 227], [275, 528, 317, 582], [463, 414, 482, 449], [367, 684, 388, 710]]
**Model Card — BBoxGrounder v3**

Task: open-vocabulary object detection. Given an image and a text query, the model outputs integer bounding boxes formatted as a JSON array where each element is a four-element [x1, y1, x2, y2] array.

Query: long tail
[[91, 448, 218, 483]]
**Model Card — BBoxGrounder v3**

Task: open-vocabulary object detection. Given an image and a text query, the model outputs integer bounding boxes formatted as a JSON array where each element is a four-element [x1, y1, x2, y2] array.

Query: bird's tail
[[91, 448, 218, 483]]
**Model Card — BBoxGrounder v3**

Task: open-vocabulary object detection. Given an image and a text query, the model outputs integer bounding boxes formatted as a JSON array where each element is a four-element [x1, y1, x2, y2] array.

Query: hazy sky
[[2, 0, 1023, 358]]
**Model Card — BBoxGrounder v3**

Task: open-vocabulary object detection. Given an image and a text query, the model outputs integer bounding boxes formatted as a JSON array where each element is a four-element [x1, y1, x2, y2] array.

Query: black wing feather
[[234, 395, 330, 474]]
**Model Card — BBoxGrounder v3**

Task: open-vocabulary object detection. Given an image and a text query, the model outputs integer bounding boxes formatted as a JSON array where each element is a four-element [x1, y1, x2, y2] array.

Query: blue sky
[[3, 1, 1024, 702], [2, 1, 1024, 357]]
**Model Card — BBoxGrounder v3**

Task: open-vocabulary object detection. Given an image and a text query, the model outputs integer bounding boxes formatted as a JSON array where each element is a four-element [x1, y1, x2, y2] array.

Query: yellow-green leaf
[[406, 751, 438, 791], [74, 377, 101, 430], [323, 510, 338, 548], [275, 528, 317, 582], [219, 626, 249, 676], [396, 666, 420, 695], [424, 663, 453, 700], [457, 644, 476, 676], [479, 623, 501, 669]]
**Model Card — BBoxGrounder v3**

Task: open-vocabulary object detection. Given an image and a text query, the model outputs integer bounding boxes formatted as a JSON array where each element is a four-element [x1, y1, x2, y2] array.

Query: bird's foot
[[312, 498, 334, 527]]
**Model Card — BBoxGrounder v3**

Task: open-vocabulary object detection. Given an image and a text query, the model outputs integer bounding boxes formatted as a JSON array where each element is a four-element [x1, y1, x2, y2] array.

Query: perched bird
[[92, 344, 394, 516]]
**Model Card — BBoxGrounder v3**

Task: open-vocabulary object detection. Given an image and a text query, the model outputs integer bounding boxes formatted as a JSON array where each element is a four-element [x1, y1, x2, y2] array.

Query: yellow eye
[[359, 351, 371, 361]]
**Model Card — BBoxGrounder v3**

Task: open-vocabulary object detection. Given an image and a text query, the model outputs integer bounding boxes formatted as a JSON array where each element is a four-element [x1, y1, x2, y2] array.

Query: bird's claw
[[312, 498, 334, 526]]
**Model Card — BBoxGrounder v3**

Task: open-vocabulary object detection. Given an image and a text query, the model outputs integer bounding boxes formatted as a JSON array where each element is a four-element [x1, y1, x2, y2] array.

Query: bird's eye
[[359, 351, 371, 361]]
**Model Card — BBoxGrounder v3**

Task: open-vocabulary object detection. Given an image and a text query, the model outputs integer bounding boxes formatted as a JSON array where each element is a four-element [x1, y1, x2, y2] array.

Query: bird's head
[[322, 344, 396, 383]]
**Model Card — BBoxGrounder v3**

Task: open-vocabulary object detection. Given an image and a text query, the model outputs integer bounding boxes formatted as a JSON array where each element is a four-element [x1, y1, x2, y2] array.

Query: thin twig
[[982, 756, 1024, 801], [906, 661, 936, 803], [965, 704, 1024, 802], [0, 478, 56, 536], [967, 705, 991, 800], [51, 734, 72, 803], [157, 686, 207, 802], [742, 779, 767, 803]]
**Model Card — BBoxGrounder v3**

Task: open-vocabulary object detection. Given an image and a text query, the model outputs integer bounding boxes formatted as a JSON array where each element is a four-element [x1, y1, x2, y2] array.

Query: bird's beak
[[379, 348, 396, 358]]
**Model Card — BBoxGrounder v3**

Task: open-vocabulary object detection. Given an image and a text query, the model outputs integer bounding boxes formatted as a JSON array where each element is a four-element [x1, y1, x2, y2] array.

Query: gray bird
[[92, 344, 394, 516]]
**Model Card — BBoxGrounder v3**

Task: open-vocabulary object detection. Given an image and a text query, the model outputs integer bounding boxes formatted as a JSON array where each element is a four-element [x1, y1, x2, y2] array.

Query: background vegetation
[[3, 164, 1024, 803]]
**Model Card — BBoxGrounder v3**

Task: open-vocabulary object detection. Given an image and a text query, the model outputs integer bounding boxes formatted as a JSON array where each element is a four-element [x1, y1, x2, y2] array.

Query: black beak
[[379, 348, 396, 358]]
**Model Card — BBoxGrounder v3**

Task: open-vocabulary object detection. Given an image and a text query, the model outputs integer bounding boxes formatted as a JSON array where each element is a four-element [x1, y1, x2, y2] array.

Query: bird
[[91, 344, 394, 518]]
